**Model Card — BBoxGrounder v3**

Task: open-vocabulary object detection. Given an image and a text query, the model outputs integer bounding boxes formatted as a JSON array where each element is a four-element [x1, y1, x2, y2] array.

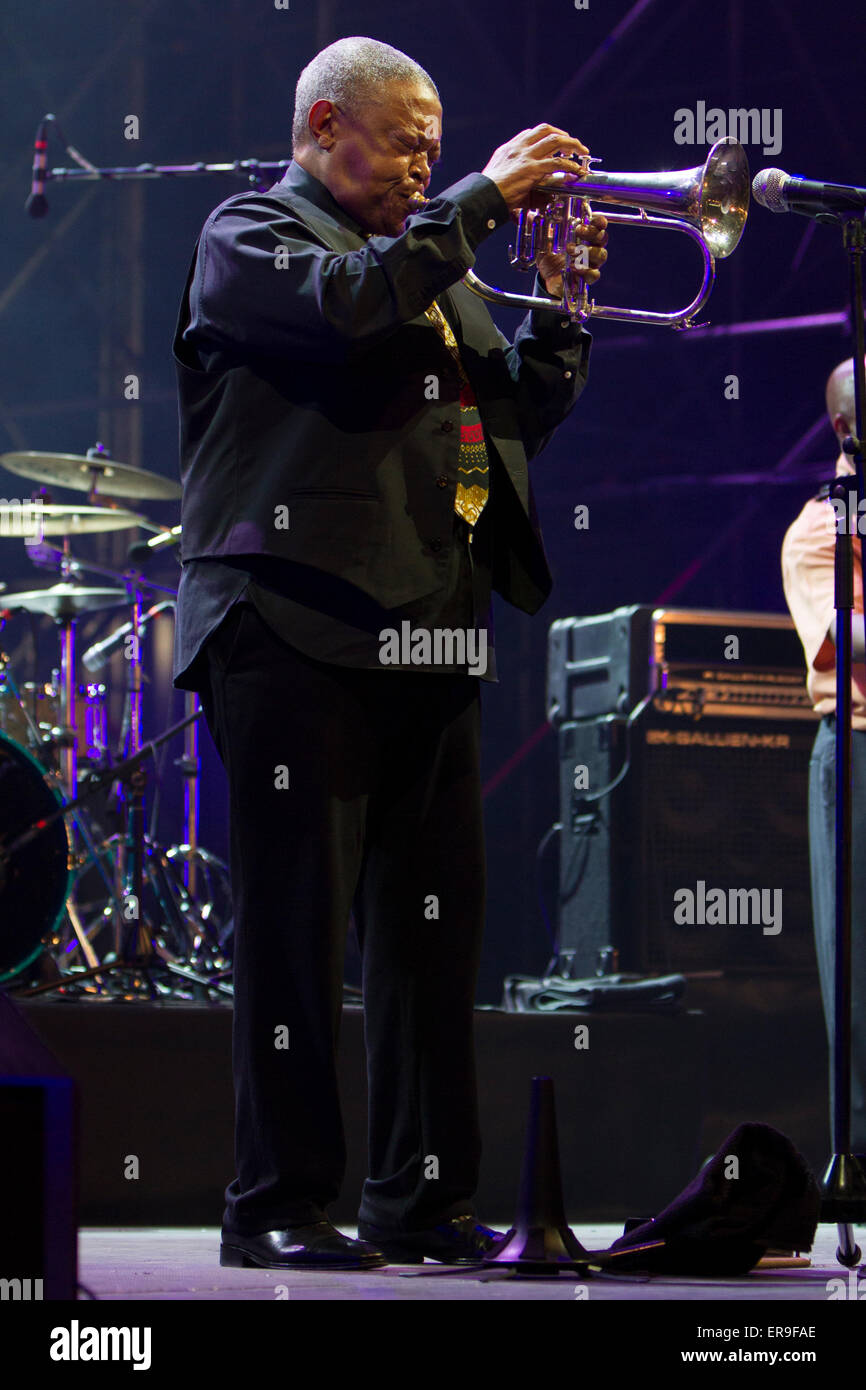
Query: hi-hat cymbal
[[1, 583, 128, 618], [0, 450, 182, 501], [36, 504, 146, 534]]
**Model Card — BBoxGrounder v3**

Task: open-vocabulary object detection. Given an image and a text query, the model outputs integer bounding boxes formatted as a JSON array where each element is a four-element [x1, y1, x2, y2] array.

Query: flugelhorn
[[455, 137, 749, 329]]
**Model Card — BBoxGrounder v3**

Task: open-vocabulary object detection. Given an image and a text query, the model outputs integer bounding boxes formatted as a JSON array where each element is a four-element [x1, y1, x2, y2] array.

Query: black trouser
[[200, 600, 487, 1234], [808, 715, 866, 1153]]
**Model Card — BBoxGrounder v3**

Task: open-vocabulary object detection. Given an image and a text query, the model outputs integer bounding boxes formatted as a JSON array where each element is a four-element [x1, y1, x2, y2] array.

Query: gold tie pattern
[[424, 300, 489, 527]]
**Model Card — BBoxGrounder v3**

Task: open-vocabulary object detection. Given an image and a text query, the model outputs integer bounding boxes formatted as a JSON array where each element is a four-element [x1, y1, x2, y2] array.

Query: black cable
[[533, 821, 561, 949], [542, 692, 654, 965], [569, 691, 653, 807]]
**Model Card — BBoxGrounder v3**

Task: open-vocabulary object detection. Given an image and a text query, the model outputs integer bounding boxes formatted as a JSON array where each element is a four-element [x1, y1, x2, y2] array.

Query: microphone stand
[[40, 157, 291, 201], [42, 159, 291, 186], [822, 212, 866, 1267], [23, 114, 292, 215]]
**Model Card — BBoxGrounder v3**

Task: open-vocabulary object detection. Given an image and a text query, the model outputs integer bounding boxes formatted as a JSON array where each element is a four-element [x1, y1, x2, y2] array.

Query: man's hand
[[482, 123, 591, 214], [480, 124, 608, 300], [535, 213, 609, 300]]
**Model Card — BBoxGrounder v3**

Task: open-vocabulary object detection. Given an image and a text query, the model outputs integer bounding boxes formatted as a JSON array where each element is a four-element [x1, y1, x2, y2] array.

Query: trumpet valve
[[508, 207, 538, 269]]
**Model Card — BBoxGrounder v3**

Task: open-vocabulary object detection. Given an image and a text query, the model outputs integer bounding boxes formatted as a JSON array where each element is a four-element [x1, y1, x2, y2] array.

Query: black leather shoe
[[220, 1220, 387, 1270], [357, 1214, 506, 1264]]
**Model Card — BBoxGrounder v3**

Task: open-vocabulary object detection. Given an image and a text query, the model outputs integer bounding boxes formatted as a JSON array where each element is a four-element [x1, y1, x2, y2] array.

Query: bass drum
[[0, 729, 72, 983]]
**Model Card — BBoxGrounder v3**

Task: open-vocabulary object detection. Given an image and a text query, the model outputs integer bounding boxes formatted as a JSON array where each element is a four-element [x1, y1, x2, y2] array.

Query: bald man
[[174, 35, 607, 1270], [781, 357, 866, 1159]]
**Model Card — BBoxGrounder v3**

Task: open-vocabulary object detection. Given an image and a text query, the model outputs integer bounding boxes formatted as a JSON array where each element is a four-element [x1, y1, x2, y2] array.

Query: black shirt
[[173, 501, 497, 690]]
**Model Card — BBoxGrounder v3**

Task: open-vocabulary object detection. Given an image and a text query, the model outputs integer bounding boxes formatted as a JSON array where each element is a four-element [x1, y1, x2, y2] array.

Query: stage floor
[[76, 1223, 861, 1301]]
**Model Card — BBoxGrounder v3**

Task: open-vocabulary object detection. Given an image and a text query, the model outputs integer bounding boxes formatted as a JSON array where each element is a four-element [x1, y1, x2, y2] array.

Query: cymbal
[[0, 450, 182, 501], [37, 504, 145, 535], [1, 583, 128, 618]]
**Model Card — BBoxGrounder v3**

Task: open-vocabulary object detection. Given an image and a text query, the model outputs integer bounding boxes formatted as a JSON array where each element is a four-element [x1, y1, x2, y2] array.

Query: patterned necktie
[[424, 299, 489, 527]]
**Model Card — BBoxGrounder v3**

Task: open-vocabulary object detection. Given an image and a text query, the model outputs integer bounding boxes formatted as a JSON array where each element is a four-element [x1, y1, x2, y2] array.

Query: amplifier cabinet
[[551, 607, 819, 977], [548, 606, 814, 725]]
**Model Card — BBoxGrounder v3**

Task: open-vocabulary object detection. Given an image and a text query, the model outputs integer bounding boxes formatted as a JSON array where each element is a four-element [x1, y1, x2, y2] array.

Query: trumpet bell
[[543, 136, 750, 259], [680, 136, 750, 258], [670, 136, 750, 261]]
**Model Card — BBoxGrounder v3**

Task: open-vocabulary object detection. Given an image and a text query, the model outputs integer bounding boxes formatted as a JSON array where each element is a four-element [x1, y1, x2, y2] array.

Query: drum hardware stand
[[72, 562, 179, 944], [83, 441, 113, 505], [55, 540, 79, 802], [67, 444, 157, 940], [175, 691, 201, 899], [34, 556, 225, 982], [0, 610, 120, 970], [115, 576, 146, 954], [6, 705, 233, 999], [28, 548, 180, 954], [46, 553, 132, 961], [820, 211, 866, 1267], [108, 577, 192, 961], [0, 445, 230, 987]]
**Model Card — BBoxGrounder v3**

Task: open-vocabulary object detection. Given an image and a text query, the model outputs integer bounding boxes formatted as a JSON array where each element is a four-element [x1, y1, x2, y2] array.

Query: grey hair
[[292, 37, 438, 152]]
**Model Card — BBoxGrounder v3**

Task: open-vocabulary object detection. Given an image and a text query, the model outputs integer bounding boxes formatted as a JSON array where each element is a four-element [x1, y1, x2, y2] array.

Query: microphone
[[25, 115, 52, 218], [82, 600, 175, 674], [126, 525, 182, 566], [752, 167, 866, 221]]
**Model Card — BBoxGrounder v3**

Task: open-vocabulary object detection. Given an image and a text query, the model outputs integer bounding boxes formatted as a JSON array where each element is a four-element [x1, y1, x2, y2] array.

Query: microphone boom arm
[[41, 158, 293, 193]]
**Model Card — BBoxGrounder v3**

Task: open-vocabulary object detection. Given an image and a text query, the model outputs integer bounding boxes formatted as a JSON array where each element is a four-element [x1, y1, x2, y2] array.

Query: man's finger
[[529, 129, 590, 157], [570, 224, 609, 246], [565, 241, 608, 261]]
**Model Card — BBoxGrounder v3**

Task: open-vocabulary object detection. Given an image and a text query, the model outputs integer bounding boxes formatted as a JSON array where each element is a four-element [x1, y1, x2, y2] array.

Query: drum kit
[[0, 445, 232, 999]]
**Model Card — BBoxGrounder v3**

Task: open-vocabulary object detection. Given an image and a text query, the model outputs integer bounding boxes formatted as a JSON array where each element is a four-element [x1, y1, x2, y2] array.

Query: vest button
[[436, 474, 448, 488], [441, 419, 454, 433], [430, 538, 443, 552]]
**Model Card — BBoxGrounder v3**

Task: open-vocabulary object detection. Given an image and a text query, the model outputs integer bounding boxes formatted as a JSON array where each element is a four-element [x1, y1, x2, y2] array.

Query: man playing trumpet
[[173, 35, 607, 1270]]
